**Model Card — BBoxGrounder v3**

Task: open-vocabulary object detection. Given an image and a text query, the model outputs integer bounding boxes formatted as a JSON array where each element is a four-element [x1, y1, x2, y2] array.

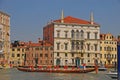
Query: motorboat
[[98, 63, 107, 71], [106, 70, 117, 79], [98, 66, 107, 71]]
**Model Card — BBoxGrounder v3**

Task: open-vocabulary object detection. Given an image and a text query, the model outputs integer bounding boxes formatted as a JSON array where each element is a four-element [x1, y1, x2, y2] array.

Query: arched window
[[80, 30, 84, 39], [76, 30, 79, 39], [76, 42, 79, 50], [71, 30, 74, 38], [71, 41, 74, 50]]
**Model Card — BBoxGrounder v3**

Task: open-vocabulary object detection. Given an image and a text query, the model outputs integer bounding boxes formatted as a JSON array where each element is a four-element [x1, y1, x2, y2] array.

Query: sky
[[0, 0, 120, 42]]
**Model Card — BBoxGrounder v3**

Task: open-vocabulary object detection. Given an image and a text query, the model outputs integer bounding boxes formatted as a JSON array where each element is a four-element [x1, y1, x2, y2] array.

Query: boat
[[98, 66, 107, 71], [106, 70, 118, 79], [98, 67, 107, 71], [98, 63, 107, 71], [17, 67, 95, 73]]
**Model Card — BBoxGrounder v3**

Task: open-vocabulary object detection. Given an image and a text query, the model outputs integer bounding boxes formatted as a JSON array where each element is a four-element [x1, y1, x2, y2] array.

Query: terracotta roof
[[54, 16, 98, 25], [26, 41, 52, 47]]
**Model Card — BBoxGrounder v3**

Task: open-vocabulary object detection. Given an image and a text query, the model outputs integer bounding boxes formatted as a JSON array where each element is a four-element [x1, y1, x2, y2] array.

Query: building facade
[[0, 11, 10, 67], [9, 41, 26, 67], [25, 39, 53, 67], [43, 12, 100, 67], [100, 33, 117, 66]]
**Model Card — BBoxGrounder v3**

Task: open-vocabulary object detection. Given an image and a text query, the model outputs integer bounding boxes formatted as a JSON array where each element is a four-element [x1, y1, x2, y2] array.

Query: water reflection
[[0, 68, 116, 80]]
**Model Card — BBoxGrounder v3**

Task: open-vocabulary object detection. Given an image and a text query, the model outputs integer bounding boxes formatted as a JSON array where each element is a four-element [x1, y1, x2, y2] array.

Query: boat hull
[[17, 67, 95, 73]]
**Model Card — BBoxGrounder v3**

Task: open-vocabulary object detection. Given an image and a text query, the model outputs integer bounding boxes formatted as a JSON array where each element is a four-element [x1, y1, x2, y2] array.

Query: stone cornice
[[52, 22, 100, 27]]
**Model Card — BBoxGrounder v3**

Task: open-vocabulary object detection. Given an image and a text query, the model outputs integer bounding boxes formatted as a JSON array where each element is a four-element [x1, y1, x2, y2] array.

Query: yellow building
[[100, 33, 117, 67], [9, 41, 25, 67], [0, 11, 10, 67]]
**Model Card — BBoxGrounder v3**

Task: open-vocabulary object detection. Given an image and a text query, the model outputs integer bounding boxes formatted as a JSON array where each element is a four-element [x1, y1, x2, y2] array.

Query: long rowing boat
[[17, 67, 95, 73]]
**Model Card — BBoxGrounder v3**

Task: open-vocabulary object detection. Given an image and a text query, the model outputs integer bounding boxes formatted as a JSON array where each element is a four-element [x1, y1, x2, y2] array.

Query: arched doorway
[[75, 57, 80, 67], [56, 59, 61, 66]]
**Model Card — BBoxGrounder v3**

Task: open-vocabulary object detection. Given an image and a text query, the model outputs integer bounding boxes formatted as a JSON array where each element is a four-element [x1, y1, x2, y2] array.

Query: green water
[[0, 68, 116, 80]]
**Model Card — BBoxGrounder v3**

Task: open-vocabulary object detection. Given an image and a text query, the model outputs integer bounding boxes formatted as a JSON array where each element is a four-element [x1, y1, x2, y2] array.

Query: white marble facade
[[53, 23, 100, 66]]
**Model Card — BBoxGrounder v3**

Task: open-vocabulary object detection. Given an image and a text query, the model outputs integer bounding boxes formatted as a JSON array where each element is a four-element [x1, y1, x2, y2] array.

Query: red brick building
[[25, 39, 53, 67]]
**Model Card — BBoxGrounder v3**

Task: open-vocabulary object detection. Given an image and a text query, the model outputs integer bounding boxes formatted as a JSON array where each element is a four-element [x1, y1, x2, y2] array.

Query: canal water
[[0, 68, 116, 80]]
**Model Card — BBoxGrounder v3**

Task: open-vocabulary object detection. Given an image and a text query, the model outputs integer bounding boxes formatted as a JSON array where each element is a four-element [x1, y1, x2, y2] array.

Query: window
[[35, 53, 38, 57], [100, 54, 102, 58], [12, 53, 14, 57], [94, 32, 98, 39], [87, 53, 90, 57], [12, 49, 15, 51], [100, 47, 102, 51], [45, 54, 48, 57], [51, 53, 52, 57], [107, 46, 111, 51], [45, 47, 48, 50], [80, 30, 84, 39], [17, 48, 20, 51], [40, 47, 43, 50], [76, 42, 79, 50], [50, 47, 53, 50], [65, 53, 67, 57], [71, 30, 74, 38], [80, 41, 84, 50], [87, 44, 90, 51], [81, 53, 83, 57], [71, 53, 74, 57], [26, 48, 29, 51], [94, 44, 97, 51], [95, 54, 97, 57], [35, 47, 39, 50], [46, 60, 48, 63], [88, 60, 90, 62], [57, 31, 60, 37], [40, 60, 42, 63], [40, 54, 43, 57], [57, 52, 59, 57], [57, 43, 60, 50], [104, 54, 106, 58], [104, 47, 106, 51], [22, 49, 24, 52], [72, 59, 74, 64], [112, 54, 114, 58], [71, 41, 74, 50], [112, 47, 113, 51], [17, 54, 20, 57], [51, 60, 53, 63], [65, 31, 68, 38], [22, 54, 24, 57], [115, 54, 117, 59], [65, 43, 68, 50], [76, 30, 79, 39], [87, 32, 90, 39]]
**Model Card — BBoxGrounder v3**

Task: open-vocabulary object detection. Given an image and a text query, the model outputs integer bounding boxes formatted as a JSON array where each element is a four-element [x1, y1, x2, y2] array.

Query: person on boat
[[83, 63, 86, 70]]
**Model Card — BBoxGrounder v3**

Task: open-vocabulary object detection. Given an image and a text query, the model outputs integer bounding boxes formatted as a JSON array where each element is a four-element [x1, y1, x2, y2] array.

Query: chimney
[[29, 41, 32, 44], [61, 10, 64, 23], [38, 38, 41, 43], [90, 12, 94, 25]]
